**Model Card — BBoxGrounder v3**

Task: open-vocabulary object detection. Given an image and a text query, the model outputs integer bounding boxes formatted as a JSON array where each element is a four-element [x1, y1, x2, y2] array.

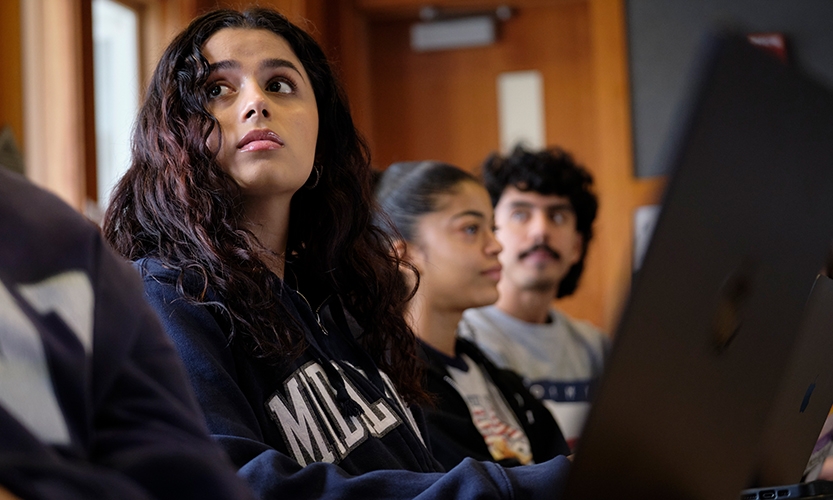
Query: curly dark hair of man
[[481, 145, 599, 298], [102, 8, 426, 404]]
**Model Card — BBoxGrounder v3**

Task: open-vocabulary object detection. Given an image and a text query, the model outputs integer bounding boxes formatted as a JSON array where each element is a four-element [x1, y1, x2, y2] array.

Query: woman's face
[[407, 180, 503, 313], [202, 28, 319, 200]]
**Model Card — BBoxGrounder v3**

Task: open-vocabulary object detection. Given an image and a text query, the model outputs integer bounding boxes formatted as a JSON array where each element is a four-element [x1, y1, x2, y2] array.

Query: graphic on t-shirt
[[527, 379, 596, 403], [460, 306, 609, 452], [469, 402, 532, 463], [528, 378, 598, 451], [447, 356, 533, 464]]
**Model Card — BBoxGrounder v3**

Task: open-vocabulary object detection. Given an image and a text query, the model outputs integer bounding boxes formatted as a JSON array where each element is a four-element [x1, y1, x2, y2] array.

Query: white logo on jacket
[[0, 271, 93, 445], [266, 361, 422, 466]]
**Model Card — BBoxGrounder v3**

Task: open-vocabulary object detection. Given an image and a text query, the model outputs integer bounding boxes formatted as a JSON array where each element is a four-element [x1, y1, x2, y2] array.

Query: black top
[[421, 337, 570, 469]]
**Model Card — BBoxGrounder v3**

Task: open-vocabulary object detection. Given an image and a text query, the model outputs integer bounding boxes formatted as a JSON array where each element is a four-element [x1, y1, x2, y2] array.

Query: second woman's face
[[409, 181, 503, 312], [202, 28, 319, 200]]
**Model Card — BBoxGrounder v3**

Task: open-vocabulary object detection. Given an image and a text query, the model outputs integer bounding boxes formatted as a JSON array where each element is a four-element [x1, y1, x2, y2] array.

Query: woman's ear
[[392, 239, 408, 261], [393, 239, 420, 292]]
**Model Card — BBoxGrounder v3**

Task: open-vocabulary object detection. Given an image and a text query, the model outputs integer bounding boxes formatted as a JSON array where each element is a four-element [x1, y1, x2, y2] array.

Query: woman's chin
[[468, 292, 500, 310]]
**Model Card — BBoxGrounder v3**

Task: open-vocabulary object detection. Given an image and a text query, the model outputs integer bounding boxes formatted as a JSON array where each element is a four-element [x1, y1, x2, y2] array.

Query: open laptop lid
[[561, 33, 833, 500], [752, 274, 833, 488]]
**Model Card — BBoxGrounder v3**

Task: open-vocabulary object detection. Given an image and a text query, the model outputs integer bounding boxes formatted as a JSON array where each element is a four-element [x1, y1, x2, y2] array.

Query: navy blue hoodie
[[0, 169, 253, 500], [137, 257, 572, 499]]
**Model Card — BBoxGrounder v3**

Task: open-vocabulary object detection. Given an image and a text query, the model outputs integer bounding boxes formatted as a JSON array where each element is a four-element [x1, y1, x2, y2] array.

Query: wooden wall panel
[[580, 0, 636, 330], [0, 0, 24, 150], [81, 0, 97, 202], [366, 2, 596, 173]]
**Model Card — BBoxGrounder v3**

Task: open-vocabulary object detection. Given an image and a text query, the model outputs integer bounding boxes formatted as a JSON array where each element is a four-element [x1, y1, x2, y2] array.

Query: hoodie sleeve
[[0, 407, 156, 500], [138, 266, 572, 500], [240, 454, 571, 500], [0, 177, 252, 500]]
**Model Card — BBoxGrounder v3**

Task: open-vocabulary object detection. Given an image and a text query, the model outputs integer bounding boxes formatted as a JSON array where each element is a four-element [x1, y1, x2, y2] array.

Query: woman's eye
[[267, 80, 293, 94], [463, 225, 479, 235], [207, 83, 231, 99]]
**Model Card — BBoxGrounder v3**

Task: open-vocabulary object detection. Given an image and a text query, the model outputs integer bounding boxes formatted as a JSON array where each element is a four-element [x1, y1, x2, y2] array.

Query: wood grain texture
[[0, 0, 24, 151]]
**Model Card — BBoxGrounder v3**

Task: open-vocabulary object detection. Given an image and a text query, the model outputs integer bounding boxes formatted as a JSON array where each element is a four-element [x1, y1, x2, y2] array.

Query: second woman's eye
[[267, 79, 293, 94]]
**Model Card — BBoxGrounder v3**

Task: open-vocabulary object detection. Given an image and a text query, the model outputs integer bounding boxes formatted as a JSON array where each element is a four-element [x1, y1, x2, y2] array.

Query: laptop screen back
[[562, 33, 833, 500]]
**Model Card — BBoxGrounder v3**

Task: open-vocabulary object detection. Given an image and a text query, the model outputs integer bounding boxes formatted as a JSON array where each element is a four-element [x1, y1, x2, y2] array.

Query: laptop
[[742, 274, 833, 498], [558, 32, 833, 500]]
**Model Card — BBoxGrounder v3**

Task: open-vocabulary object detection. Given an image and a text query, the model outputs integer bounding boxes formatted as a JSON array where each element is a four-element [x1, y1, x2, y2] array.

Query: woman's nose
[[242, 85, 271, 121], [485, 229, 503, 256], [245, 107, 270, 119]]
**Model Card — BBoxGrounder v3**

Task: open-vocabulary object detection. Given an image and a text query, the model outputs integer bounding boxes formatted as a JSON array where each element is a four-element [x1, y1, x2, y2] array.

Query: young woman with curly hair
[[103, 7, 570, 499]]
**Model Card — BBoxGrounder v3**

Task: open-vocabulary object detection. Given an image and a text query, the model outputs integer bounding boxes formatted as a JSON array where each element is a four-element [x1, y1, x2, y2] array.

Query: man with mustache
[[460, 145, 609, 451]]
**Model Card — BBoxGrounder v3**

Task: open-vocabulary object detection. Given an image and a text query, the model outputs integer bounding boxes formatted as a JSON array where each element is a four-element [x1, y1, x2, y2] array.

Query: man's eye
[[552, 210, 574, 225], [511, 211, 529, 222]]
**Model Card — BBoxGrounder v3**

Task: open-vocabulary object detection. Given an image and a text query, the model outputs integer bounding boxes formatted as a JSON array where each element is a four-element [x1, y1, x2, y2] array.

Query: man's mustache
[[519, 243, 561, 261]]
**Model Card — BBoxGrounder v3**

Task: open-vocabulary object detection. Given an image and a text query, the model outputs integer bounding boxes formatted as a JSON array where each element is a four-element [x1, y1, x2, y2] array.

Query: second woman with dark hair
[[376, 161, 570, 470], [103, 6, 570, 500]]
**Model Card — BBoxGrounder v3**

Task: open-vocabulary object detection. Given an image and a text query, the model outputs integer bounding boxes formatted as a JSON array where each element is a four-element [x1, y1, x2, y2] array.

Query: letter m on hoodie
[[268, 375, 335, 466]]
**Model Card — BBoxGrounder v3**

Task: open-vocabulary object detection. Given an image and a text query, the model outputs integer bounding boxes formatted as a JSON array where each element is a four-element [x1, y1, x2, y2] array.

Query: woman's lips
[[237, 129, 284, 152], [482, 265, 502, 282]]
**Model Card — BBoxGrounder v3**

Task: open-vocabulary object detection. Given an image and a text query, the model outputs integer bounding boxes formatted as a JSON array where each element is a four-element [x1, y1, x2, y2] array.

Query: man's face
[[493, 186, 584, 294]]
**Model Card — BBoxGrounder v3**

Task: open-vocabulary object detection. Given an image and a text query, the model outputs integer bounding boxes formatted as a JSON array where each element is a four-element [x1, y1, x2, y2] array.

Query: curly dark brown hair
[[102, 8, 425, 404]]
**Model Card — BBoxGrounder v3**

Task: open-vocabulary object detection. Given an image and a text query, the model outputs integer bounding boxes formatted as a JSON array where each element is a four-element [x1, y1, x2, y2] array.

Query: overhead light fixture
[[409, 5, 512, 52], [410, 15, 495, 52]]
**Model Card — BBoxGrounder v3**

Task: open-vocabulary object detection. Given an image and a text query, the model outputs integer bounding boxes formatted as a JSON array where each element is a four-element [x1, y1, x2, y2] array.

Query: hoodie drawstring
[[294, 290, 364, 418]]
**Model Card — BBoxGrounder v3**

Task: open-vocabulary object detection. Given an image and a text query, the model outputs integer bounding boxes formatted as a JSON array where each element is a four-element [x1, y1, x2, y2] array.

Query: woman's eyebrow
[[451, 210, 486, 220], [261, 58, 306, 82], [208, 60, 239, 73], [206, 59, 305, 82]]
